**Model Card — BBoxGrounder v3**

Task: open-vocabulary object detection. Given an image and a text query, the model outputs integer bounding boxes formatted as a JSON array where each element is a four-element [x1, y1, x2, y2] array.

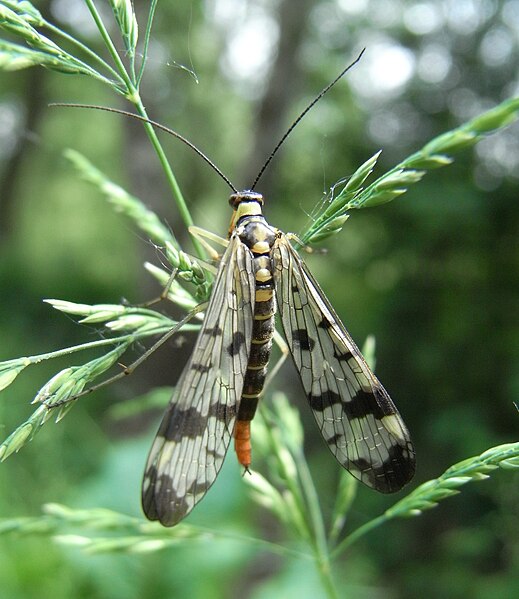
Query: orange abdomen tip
[[234, 420, 252, 468]]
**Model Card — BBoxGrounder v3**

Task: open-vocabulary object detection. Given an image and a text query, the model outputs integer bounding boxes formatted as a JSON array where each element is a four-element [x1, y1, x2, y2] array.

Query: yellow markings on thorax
[[229, 200, 264, 235]]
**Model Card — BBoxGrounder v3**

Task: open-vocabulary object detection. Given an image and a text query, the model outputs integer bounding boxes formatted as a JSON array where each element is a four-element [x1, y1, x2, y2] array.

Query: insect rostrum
[[142, 191, 415, 527]]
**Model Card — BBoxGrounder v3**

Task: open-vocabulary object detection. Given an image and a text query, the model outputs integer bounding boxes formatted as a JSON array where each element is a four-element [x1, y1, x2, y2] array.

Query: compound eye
[[229, 193, 245, 208]]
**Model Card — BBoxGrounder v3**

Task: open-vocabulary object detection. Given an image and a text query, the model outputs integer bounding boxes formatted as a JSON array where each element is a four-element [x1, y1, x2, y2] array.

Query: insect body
[[142, 191, 415, 526], [52, 52, 415, 528]]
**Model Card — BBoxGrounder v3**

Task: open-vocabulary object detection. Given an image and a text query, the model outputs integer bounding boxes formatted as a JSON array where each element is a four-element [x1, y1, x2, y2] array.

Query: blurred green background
[[1, 0, 518, 597]]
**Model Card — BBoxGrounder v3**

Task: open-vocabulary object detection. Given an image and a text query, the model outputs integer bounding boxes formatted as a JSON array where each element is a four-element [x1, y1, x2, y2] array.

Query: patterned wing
[[272, 235, 415, 492], [142, 235, 255, 525]]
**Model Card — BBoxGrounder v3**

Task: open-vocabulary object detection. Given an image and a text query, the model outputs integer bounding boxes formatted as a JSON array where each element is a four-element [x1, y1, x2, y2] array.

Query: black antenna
[[250, 48, 366, 191], [49, 103, 238, 193]]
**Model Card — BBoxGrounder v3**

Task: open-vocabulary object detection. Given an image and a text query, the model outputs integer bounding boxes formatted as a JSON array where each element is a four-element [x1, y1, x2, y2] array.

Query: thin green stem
[[331, 513, 389, 558], [256, 402, 338, 599], [260, 412, 312, 542], [296, 451, 338, 598], [137, 0, 159, 86], [43, 20, 123, 84], [184, 525, 312, 561], [328, 477, 357, 548], [297, 452, 329, 553], [281, 472, 313, 542], [0, 505, 311, 560], [129, 55, 136, 84], [315, 555, 339, 599], [83, 0, 204, 259], [84, 0, 134, 93], [7, 323, 194, 367], [131, 96, 205, 259]]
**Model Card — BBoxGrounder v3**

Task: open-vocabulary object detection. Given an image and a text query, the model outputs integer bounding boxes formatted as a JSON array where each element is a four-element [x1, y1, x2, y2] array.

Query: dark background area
[[0, 1, 518, 597]]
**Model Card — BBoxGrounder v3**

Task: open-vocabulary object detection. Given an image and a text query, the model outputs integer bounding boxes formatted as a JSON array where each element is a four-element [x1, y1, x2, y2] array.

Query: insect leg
[[134, 268, 179, 308], [189, 225, 229, 260]]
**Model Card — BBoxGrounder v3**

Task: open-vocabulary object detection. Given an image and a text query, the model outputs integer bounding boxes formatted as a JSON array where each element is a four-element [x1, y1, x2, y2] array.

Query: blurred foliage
[[0, 0, 518, 598]]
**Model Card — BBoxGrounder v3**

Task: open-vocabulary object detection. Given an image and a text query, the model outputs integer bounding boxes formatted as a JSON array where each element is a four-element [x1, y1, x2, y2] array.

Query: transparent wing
[[273, 235, 415, 492], [142, 235, 255, 525]]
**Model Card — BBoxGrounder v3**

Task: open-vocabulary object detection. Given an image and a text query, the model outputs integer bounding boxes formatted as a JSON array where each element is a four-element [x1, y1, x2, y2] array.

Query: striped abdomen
[[233, 213, 278, 468]]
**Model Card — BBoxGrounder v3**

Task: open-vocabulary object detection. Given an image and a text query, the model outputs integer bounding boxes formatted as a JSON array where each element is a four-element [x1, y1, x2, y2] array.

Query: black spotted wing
[[142, 235, 256, 525], [272, 235, 415, 492]]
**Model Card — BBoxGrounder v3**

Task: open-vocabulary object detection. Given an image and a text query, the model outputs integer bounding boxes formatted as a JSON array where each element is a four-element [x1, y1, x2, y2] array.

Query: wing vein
[[272, 234, 415, 493], [142, 236, 255, 525]]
